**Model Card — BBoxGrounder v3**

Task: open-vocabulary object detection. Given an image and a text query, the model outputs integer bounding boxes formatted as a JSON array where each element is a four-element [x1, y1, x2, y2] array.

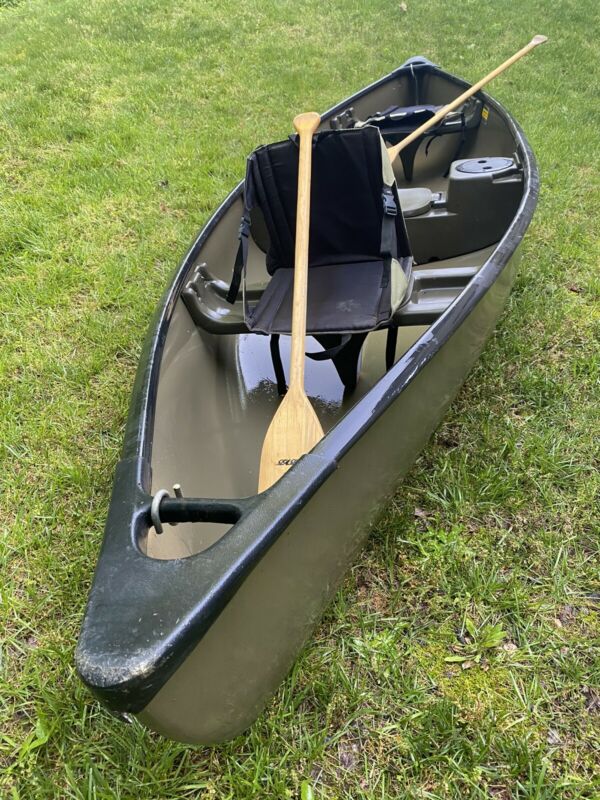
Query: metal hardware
[[151, 484, 185, 533], [329, 107, 356, 130], [150, 489, 170, 535]]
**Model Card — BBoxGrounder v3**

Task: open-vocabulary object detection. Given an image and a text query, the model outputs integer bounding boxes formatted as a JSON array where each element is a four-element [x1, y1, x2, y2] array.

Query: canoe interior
[[143, 66, 526, 560]]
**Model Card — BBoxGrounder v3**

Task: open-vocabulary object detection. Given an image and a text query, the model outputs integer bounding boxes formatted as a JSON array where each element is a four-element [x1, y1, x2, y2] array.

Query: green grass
[[0, 0, 598, 797]]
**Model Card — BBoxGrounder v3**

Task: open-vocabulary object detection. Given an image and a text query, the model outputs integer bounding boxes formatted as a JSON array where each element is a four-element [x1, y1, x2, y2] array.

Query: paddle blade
[[258, 387, 325, 492]]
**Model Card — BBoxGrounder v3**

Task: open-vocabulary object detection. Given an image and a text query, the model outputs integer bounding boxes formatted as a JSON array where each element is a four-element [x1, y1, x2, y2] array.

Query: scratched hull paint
[[76, 57, 539, 743]]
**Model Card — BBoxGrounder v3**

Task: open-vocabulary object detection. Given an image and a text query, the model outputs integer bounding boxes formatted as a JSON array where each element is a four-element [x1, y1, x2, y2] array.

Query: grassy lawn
[[1, 0, 598, 797]]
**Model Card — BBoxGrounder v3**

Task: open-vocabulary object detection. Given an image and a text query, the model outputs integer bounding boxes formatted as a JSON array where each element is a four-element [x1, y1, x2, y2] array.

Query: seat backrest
[[244, 126, 412, 274]]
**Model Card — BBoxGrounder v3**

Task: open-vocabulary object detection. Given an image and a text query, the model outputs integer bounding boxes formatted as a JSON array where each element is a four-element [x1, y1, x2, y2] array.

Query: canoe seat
[[225, 126, 414, 394]]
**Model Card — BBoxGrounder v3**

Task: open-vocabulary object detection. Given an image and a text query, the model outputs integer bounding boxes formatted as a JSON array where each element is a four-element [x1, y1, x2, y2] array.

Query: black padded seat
[[228, 126, 413, 339], [226, 126, 414, 393], [247, 258, 407, 335]]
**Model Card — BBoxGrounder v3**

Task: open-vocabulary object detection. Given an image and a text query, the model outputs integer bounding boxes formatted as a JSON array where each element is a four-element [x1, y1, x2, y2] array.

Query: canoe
[[76, 55, 539, 744]]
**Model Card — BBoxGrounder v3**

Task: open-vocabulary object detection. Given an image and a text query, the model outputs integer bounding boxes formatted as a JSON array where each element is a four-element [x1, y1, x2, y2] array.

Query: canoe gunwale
[[76, 58, 540, 713]]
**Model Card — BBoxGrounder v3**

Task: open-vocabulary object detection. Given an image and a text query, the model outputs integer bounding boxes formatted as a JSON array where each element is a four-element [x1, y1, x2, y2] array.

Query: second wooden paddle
[[258, 112, 324, 492]]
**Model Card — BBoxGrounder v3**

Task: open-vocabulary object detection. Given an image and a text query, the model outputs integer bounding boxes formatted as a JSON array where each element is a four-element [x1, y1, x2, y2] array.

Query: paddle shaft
[[387, 34, 548, 163], [289, 113, 320, 389], [257, 112, 323, 492]]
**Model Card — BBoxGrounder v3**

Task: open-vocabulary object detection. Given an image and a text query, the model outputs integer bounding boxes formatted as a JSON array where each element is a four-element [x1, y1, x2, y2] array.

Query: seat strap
[[269, 333, 355, 397], [320, 332, 368, 394], [424, 110, 467, 178], [381, 186, 398, 258], [272, 327, 397, 397], [269, 334, 287, 396], [385, 327, 398, 371], [306, 333, 352, 361], [445, 110, 467, 177], [226, 213, 251, 304]]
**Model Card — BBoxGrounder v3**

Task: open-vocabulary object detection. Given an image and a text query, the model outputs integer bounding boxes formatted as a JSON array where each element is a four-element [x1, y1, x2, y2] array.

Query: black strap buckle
[[382, 189, 397, 217], [238, 214, 250, 239], [226, 215, 251, 304]]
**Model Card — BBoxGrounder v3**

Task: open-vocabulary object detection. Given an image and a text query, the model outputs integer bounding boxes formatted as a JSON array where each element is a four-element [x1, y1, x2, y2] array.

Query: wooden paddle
[[387, 34, 548, 164], [258, 112, 324, 492]]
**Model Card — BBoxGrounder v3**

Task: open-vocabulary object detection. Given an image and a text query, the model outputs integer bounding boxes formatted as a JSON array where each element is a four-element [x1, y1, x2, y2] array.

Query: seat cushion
[[246, 259, 408, 335], [398, 187, 433, 218]]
